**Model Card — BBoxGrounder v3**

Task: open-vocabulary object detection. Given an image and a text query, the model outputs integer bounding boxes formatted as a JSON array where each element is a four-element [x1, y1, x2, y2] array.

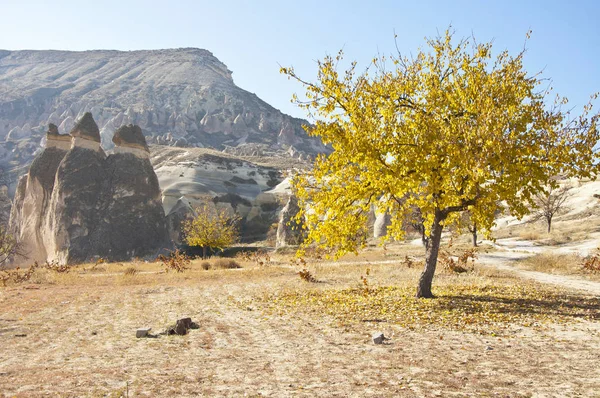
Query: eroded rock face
[[9, 124, 71, 261], [94, 124, 167, 259], [46, 114, 106, 262], [153, 145, 292, 243], [276, 195, 304, 248], [9, 114, 168, 264], [373, 211, 392, 239], [165, 197, 195, 244]]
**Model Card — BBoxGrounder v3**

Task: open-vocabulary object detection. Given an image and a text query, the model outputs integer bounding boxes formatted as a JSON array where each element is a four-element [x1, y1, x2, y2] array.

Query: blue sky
[[1, 0, 598, 119]]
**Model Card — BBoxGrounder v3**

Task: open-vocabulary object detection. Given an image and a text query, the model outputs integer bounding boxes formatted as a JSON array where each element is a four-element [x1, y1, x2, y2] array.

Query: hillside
[[0, 48, 324, 193]]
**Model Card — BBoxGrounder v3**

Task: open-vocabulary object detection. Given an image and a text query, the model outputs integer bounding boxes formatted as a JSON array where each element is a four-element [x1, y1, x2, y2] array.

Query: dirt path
[[479, 252, 600, 295]]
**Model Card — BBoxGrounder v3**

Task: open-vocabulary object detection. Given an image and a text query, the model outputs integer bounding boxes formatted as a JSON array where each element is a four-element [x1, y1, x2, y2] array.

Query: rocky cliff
[[10, 113, 168, 264]]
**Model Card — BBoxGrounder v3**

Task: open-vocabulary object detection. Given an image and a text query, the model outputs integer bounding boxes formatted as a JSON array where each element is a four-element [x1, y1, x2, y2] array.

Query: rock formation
[[153, 145, 294, 243], [9, 123, 71, 260], [373, 211, 392, 239], [96, 124, 167, 259], [46, 113, 107, 263], [9, 114, 168, 264], [276, 195, 304, 248], [165, 197, 196, 244]]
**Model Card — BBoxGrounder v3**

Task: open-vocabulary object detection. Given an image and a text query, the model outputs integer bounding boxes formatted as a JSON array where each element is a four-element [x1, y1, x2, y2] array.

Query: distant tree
[[0, 225, 24, 266], [281, 29, 599, 298], [182, 205, 241, 259], [529, 184, 573, 233]]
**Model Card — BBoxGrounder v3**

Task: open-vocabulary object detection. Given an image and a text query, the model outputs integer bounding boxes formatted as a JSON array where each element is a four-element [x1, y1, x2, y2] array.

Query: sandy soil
[[1, 255, 600, 397]]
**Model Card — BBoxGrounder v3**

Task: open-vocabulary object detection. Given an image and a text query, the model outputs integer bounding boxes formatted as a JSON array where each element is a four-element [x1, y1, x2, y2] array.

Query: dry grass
[[200, 258, 241, 270], [516, 253, 600, 282], [518, 253, 582, 274], [493, 216, 599, 244], [1, 245, 600, 396]]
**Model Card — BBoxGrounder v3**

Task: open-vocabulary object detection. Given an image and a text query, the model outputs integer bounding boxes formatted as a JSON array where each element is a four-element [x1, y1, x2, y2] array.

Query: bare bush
[[0, 225, 25, 266], [298, 268, 317, 282], [582, 251, 600, 273], [237, 250, 271, 266], [123, 267, 138, 276], [43, 260, 71, 273], [439, 249, 477, 273], [0, 262, 40, 286], [158, 249, 191, 273], [529, 184, 572, 233]]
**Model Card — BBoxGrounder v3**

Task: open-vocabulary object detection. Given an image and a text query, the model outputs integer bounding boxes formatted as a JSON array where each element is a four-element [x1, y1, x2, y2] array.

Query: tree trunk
[[417, 211, 444, 298], [202, 246, 207, 259], [472, 224, 478, 247], [547, 217, 552, 233]]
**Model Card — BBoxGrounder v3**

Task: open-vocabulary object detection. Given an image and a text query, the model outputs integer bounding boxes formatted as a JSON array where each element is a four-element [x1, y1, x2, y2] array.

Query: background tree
[[282, 29, 599, 298], [529, 184, 572, 233], [0, 225, 24, 267], [182, 205, 241, 259]]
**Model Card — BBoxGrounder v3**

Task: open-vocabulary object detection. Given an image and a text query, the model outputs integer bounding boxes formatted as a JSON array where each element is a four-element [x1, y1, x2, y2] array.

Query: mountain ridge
[[0, 47, 321, 153]]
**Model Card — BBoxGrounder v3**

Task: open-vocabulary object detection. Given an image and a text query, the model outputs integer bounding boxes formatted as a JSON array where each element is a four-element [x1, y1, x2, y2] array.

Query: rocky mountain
[[0, 48, 324, 184], [10, 114, 168, 264]]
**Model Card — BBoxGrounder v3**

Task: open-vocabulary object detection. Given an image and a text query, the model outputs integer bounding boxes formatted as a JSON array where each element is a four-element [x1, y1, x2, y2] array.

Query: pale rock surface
[[9, 123, 70, 261], [373, 211, 392, 238], [151, 145, 295, 242], [276, 195, 304, 248]]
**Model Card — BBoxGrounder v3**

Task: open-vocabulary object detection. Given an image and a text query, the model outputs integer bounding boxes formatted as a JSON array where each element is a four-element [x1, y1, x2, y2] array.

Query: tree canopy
[[182, 205, 240, 259], [281, 30, 599, 298]]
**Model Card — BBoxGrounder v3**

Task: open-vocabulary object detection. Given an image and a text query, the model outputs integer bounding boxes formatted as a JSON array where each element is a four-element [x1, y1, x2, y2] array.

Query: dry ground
[[1, 244, 600, 397]]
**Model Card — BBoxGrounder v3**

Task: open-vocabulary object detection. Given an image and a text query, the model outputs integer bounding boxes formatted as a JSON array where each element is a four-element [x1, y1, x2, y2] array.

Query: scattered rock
[[136, 328, 152, 338], [167, 317, 198, 336], [485, 346, 494, 351], [372, 332, 386, 344]]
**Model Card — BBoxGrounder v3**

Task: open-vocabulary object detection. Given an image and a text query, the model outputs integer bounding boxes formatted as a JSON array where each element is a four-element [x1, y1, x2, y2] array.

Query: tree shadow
[[436, 292, 600, 320]]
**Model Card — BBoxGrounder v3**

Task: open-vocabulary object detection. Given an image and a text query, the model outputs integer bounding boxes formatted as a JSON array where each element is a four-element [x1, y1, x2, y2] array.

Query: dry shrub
[[298, 268, 317, 282], [158, 249, 191, 273], [213, 258, 241, 269], [43, 260, 71, 273], [200, 258, 241, 270], [123, 267, 138, 276], [0, 262, 41, 286], [237, 250, 271, 266], [440, 249, 477, 273], [402, 255, 416, 268], [360, 268, 372, 295], [582, 250, 600, 273]]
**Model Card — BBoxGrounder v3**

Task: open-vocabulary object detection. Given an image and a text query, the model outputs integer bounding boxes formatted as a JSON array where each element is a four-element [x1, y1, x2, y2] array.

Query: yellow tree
[[281, 30, 599, 298], [182, 205, 240, 259]]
